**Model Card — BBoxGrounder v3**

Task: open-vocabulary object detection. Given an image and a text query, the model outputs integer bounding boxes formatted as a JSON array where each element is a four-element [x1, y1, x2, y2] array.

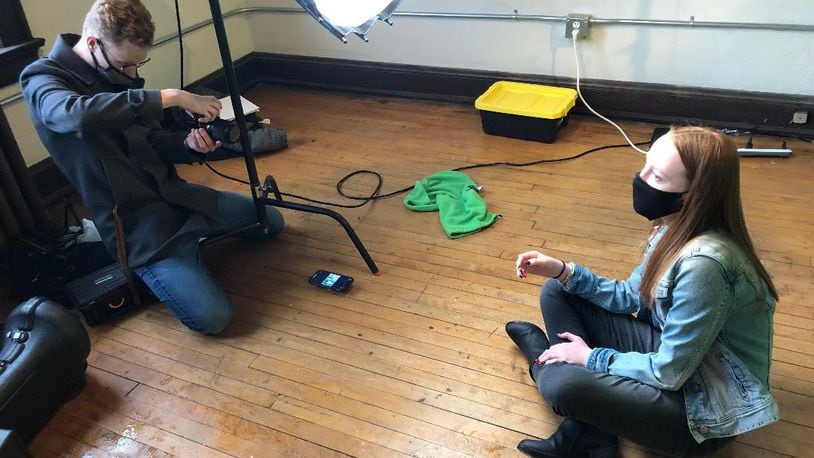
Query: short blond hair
[[83, 0, 155, 47]]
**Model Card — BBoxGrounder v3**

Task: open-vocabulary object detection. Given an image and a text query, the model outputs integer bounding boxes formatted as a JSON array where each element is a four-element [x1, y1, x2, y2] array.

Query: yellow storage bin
[[475, 81, 577, 143]]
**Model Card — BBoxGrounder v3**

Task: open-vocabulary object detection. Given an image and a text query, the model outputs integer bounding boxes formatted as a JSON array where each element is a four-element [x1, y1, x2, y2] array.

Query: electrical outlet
[[791, 111, 808, 124], [565, 14, 591, 40]]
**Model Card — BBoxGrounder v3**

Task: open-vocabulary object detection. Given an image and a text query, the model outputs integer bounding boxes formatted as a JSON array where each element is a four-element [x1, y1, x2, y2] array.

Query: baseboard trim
[[192, 52, 814, 139]]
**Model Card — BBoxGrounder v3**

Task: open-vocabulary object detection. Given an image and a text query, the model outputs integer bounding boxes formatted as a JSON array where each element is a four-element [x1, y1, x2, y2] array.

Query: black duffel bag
[[0, 298, 90, 442]]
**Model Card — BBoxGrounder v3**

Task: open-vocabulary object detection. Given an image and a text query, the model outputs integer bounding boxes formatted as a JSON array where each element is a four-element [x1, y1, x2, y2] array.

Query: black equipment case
[[0, 428, 29, 457], [64, 263, 141, 326], [0, 298, 90, 442]]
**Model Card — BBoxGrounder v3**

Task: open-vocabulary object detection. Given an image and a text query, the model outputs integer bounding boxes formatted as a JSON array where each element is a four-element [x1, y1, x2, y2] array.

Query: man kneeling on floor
[[21, 0, 284, 334]]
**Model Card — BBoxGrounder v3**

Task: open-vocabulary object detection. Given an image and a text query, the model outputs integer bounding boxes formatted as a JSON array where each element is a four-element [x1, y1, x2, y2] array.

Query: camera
[[197, 117, 241, 144], [167, 108, 287, 156], [175, 111, 240, 144]]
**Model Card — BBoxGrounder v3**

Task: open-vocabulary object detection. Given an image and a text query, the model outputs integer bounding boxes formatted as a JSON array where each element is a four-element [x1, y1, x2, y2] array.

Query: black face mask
[[90, 45, 145, 89], [632, 174, 684, 221]]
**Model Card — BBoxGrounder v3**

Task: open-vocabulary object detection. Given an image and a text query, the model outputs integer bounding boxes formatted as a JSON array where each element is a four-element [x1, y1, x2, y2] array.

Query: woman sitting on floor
[[508, 126, 780, 457]]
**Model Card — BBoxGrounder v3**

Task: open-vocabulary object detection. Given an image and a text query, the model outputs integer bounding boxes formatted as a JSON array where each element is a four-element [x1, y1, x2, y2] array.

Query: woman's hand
[[515, 251, 567, 279], [535, 332, 592, 366]]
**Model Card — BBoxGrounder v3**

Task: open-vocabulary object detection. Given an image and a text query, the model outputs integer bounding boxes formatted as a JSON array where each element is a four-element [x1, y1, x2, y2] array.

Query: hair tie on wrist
[[554, 259, 566, 279]]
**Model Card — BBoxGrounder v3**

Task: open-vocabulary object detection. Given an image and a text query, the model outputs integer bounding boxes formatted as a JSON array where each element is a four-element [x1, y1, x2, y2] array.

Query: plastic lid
[[475, 81, 577, 119]]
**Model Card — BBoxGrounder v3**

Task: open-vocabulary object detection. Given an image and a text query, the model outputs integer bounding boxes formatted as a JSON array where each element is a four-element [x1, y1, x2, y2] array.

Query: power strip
[[736, 148, 792, 157]]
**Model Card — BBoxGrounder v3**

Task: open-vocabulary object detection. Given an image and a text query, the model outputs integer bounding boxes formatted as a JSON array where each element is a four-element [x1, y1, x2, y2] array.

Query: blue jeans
[[134, 191, 284, 334]]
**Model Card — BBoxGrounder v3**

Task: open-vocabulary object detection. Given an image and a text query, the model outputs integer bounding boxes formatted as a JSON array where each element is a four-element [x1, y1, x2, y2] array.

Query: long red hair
[[639, 126, 778, 307]]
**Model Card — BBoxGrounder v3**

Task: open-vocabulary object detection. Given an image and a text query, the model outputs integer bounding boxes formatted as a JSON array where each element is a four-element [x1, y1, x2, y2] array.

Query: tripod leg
[[261, 198, 379, 274]]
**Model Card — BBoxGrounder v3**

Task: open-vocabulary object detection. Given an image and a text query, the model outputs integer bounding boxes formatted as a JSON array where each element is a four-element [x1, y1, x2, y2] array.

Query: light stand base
[[260, 176, 379, 274]]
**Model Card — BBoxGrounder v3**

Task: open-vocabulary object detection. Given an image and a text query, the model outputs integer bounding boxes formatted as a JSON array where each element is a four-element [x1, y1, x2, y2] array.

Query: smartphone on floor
[[308, 270, 354, 293]]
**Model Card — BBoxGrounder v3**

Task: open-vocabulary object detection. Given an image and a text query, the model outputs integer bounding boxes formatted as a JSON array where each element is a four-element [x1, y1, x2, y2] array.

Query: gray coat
[[21, 34, 219, 268]]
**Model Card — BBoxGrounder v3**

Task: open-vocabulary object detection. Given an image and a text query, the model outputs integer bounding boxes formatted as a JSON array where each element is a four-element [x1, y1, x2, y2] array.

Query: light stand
[[205, 0, 382, 273]]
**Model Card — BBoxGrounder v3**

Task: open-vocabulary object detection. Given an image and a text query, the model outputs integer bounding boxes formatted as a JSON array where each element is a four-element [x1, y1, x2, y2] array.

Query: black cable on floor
[[202, 141, 651, 208]]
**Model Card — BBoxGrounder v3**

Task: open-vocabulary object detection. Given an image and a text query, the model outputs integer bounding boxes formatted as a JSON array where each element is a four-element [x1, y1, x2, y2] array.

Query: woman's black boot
[[505, 321, 549, 380], [517, 418, 618, 458]]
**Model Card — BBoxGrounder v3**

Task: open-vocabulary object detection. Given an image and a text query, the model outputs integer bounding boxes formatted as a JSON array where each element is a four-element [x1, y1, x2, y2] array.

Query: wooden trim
[[191, 53, 263, 97], [0, 0, 43, 87], [0, 38, 45, 87], [0, 0, 35, 46], [191, 52, 814, 138]]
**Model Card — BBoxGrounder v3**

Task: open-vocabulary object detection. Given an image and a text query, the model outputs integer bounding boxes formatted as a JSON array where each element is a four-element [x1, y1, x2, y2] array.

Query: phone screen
[[310, 270, 353, 292], [321, 273, 341, 288]]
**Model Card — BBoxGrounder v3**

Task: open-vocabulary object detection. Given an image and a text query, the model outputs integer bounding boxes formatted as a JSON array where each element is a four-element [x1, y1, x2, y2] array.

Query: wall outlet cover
[[566, 14, 591, 40], [791, 111, 808, 124]]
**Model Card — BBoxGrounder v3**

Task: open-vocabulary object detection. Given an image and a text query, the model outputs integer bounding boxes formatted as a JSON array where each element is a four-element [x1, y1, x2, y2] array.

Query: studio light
[[296, 0, 403, 42]]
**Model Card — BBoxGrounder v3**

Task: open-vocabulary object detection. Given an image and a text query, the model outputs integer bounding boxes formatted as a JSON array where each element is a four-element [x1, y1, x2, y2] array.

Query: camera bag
[[214, 115, 288, 158], [0, 428, 29, 457], [64, 263, 146, 326], [0, 298, 90, 442]]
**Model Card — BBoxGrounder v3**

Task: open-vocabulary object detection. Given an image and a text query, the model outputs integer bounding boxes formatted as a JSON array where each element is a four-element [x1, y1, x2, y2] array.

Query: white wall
[[5, 0, 813, 165], [246, 0, 814, 96], [2, 0, 253, 165]]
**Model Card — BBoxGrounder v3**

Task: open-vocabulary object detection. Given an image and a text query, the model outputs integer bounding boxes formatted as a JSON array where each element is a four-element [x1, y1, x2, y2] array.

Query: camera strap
[[112, 206, 142, 305]]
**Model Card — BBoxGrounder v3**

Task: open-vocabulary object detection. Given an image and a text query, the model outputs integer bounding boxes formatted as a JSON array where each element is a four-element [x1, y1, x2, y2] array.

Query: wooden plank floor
[[30, 86, 814, 457]]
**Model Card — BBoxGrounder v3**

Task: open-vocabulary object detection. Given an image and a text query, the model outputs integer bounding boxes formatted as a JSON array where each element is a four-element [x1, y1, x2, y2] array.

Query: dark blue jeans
[[532, 279, 734, 457], [135, 191, 283, 334]]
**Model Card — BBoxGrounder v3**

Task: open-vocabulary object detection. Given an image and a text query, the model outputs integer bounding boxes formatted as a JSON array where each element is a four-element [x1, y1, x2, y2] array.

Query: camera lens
[[206, 121, 240, 144]]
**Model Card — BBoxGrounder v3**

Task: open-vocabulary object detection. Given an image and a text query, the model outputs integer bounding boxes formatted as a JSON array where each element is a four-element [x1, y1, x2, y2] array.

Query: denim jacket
[[564, 226, 779, 443]]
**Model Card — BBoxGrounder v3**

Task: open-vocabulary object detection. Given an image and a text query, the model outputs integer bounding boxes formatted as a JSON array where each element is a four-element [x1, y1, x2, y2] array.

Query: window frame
[[0, 0, 44, 87]]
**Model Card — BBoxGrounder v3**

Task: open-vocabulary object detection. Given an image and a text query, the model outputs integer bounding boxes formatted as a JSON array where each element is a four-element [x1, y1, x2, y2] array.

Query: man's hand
[[535, 332, 592, 366], [184, 128, 221, 153], [161, 89, 222, 122]]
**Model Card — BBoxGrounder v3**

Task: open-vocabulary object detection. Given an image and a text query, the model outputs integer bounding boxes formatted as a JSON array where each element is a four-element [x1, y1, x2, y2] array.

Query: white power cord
[[571, 31, 648, 154]]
